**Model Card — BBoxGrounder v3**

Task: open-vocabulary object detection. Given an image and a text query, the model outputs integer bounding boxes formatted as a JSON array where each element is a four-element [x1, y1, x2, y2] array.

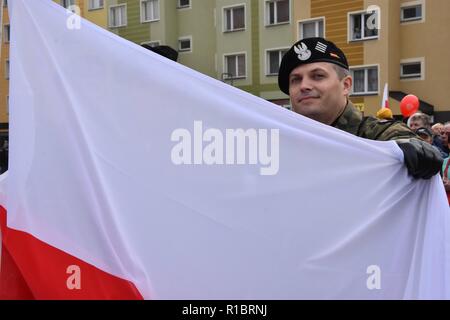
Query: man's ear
[[342, 76, 353, 96]]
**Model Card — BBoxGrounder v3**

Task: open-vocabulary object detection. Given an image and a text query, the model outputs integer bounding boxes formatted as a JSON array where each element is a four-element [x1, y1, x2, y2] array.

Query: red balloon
[[400, 94, 420, 117]]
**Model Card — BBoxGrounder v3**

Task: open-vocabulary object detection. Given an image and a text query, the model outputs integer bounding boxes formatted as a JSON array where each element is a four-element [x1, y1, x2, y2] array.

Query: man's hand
[[396, 138, 443, 179]]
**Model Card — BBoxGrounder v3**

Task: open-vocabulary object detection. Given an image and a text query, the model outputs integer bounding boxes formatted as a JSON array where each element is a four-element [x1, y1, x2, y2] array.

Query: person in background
[[415, 127, 434, 145], [407, 112, 431, 131], [441, 136, 450, 205], [431, 123, 447, 156], [432, 123, 444, 138]]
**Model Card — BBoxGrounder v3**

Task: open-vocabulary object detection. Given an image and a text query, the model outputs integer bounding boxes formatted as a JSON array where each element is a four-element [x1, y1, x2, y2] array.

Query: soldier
[[278, 37, 442, 179]]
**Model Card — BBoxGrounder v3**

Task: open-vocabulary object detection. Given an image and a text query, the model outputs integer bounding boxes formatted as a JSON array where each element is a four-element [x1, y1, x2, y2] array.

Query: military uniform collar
[[331, 100, 363, 135]]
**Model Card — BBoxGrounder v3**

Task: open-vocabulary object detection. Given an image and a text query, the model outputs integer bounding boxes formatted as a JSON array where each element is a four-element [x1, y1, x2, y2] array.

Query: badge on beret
[[330, 52, 340, 59], [315, 41, 327, 53], [294, 42, 311, 61]]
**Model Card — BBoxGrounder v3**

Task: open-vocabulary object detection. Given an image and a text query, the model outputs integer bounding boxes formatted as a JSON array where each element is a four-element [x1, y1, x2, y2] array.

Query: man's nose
[[299, 77, 313, 92]]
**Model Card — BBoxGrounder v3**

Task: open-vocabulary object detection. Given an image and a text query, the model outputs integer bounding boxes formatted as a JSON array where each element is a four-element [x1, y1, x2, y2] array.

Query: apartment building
[[107, 0, 216, 78], [215, 0, 292, 106]]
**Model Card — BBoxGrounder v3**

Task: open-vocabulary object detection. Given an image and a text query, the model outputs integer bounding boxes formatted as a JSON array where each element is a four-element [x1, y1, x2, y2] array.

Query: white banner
[[2, 0, 449, 299]]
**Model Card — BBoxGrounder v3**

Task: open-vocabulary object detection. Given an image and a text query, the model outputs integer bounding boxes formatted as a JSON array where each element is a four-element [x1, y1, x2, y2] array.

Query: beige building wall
[[147, 3, 164, 45], [259, 0, 292, 88], [82, 0, 108, 28], [363, 0, 392, 116], [162, 0, 178, 49], [0, 2, 9, 125], [216, 0, 253, 86], [310, 0, 364, 65], [293, 0, 311, 25], [294, 0, 365, 106], [177, 0, 216, 78], [398, 0, 450, 112], [364, 0, 450, 116]]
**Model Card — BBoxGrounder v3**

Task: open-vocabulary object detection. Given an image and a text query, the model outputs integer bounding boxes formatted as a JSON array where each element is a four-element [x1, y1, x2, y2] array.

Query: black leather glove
[[396, 138, 443, 179]]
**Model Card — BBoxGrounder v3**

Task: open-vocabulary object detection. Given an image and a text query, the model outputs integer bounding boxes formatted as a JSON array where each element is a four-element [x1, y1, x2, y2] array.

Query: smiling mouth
[[299, 97, 318, 103]]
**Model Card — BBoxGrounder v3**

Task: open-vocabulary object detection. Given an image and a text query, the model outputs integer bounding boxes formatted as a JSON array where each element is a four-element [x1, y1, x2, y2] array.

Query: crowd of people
[[403, 112, 450, 203]]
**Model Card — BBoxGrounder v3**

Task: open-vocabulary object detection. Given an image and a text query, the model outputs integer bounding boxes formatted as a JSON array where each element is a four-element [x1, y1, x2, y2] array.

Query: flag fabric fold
[[1, 0, 449, 299]]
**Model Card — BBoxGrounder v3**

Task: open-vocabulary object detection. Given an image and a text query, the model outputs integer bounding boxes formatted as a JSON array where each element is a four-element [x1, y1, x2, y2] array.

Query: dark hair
[[142, 44, 179, 62]]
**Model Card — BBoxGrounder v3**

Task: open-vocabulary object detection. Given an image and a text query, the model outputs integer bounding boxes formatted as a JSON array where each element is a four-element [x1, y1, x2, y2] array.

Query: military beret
[[142, 44, 179, 62], [415, 127, 433, 138], [278, 37, 349, 95]]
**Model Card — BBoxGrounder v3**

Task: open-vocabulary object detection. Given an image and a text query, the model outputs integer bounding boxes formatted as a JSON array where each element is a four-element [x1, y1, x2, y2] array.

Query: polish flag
[[382, 83, 390, 109], [1, 0, 449, 300]]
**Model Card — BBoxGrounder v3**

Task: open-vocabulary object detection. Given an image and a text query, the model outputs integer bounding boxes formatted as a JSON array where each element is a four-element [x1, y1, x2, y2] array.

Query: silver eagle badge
[[294, 42, 312, 61]]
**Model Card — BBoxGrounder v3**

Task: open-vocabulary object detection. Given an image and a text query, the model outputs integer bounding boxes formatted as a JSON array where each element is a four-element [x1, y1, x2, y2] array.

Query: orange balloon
[[400, 94, 420, 117]]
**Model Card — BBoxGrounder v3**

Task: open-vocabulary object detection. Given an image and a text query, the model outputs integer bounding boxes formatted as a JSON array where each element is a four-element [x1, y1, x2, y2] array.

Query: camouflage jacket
[[332, 101, 417, 141]]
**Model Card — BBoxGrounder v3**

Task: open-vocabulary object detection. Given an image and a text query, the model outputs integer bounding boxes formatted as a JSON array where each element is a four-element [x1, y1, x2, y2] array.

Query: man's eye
[[290, 78, 300, 84], [314, 74, 325, 79]]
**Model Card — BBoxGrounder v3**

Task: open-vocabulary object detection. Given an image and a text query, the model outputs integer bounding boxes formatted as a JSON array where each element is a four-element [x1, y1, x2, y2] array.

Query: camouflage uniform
[[332, 101, 417, 141]]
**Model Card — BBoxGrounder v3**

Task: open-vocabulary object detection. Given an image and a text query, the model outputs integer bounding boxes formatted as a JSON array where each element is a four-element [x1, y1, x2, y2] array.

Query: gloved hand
[[396, 138, 443, 179]]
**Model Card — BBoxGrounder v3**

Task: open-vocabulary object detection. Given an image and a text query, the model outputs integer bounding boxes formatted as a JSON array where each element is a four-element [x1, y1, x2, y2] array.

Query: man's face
[[288, 62, 352, 125], [444, 125, 450, 146], [432, 124, 443, 137], [409, 119, 425, 131]]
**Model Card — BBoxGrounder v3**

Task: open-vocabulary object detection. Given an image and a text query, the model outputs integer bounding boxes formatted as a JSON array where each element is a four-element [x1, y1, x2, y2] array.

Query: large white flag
[[1, 0, 449, 299]]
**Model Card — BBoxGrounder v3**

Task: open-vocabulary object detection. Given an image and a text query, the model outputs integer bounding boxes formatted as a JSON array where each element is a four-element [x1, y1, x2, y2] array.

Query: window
[[266, 0, 290, 25], [401, 3, 423, 22], [109, 4, 127, 27], [400, 59, 424, 79], [89, 0, 104, 10], [3, 24, 10, 43], [177, 0, 190, 9], [349, 11, 379, 41], [141, 0, 160, 22], [298, 18, 324, 39], [60, 0, 75, 9], [178, 37, 192, 52], [350, 66, 378, 95], [266, 48, 288, 75], [224, 54, 246, 79], [5, 60, 9, 80], [223, 5, 245, 32]]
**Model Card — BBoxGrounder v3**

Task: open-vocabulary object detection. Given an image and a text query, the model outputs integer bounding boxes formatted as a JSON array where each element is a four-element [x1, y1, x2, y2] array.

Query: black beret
[[278, 37, 349, 95], [415, 127, 433, 138], [142, 44, 179, 62]]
